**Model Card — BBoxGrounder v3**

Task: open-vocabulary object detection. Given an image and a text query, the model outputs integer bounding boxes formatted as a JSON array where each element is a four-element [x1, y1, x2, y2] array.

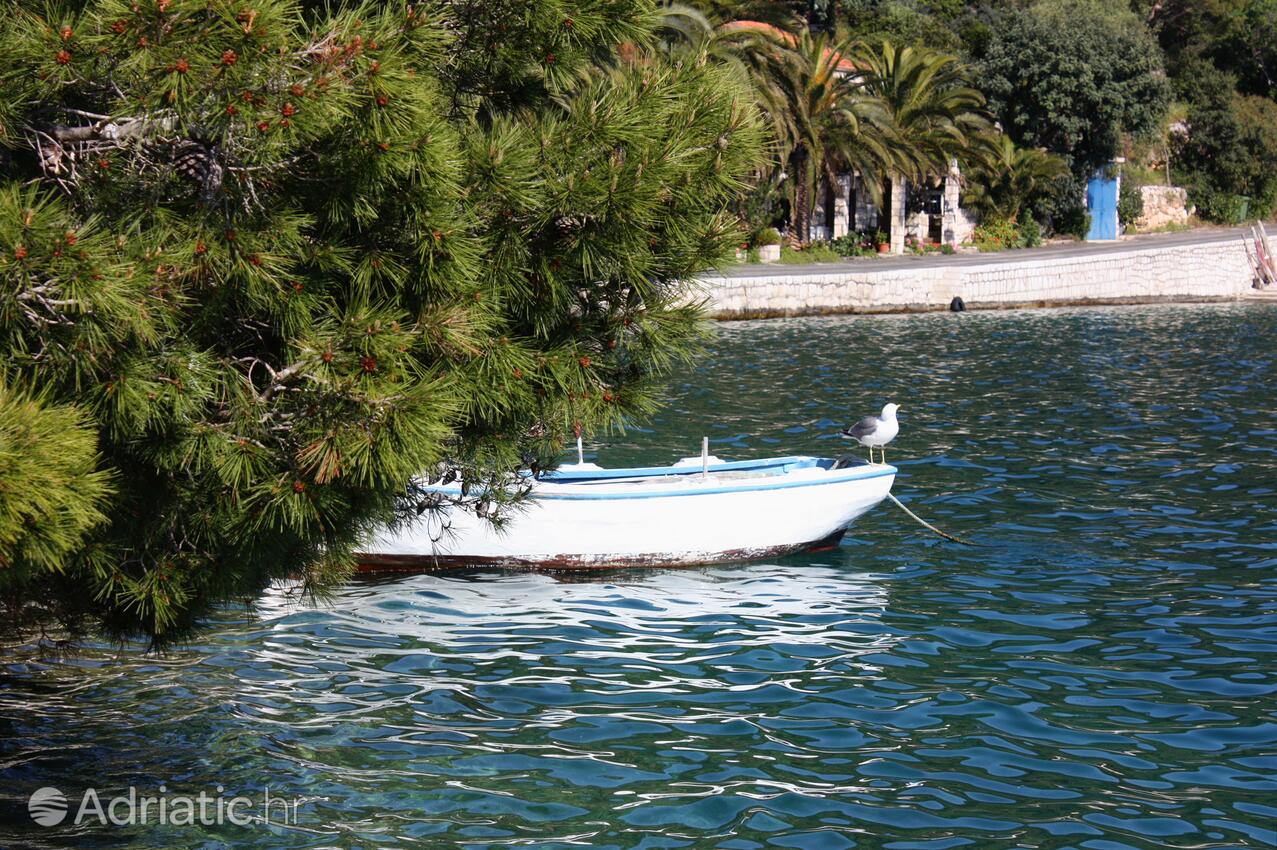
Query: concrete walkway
[[722, 226, 1256, 278]]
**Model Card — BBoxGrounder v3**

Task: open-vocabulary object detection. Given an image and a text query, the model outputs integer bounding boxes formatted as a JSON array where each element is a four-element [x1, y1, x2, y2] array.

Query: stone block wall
[[1137, 186, 1190, 231], [700, 236, 1251, 319]]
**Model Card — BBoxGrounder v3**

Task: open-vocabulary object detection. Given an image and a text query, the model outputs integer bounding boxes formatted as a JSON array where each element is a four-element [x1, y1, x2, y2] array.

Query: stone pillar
[[889, 176, 907, 254], [832, 173, 852, 239], [942, 161, 974, 246]]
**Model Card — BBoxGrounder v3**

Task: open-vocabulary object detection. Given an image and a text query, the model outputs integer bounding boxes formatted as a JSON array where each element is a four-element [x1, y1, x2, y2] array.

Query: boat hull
[[358, 459, 895, 571]]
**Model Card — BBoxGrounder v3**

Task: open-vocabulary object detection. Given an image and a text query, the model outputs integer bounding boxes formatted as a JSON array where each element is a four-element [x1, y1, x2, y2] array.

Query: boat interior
[[544, 455, 869, 486]]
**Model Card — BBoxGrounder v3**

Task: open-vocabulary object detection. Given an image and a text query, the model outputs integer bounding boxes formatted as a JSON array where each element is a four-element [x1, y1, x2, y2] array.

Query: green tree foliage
[[1146, 0, 1277, 99], [0, 383, 113, 635], [976, 0, 1171, 175], [1174, 64, 1277, 221], [961, 134, 1069, 223], [0, 0, 764, 643], [838, 0, 964, 50]]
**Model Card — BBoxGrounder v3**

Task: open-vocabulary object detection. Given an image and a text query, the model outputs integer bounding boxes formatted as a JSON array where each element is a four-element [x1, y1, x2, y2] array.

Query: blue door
[[1086, 172, 1119, 240]]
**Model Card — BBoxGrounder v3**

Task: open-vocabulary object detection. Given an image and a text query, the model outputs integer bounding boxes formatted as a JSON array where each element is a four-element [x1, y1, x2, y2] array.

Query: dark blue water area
[[2, 303, 1276, 849]]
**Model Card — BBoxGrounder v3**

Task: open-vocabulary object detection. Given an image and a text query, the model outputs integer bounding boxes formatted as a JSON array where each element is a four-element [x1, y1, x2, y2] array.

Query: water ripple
[[2, 304, 1276, 848]]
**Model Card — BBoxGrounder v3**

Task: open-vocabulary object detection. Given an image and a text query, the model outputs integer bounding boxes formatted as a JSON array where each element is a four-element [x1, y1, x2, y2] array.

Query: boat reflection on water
[[254, 561, 898, 659]]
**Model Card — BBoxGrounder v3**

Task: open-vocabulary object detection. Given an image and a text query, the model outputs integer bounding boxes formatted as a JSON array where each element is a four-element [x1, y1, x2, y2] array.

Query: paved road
[[719, 226, 1257, 278]]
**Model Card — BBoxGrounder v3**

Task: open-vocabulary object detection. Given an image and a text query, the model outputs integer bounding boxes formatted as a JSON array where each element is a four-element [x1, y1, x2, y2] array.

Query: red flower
[[174, 58, 189, 73], [55, 50, 71, 65], [194, 241, 207, 255], [291, 281, 303, 293], [281, 103, 296, 117], [292, 480, 306, 493], [64, 231, 77, 246], [225, 104, 237, 115], [278, 118, 290, 128], [545, 53, 556, 64], [111, 20, 126, 34], [59, 26, 73, 41], [13, 245, 27, 261], [321, 350, 333, 363], [289, 83, 305, 97], [378, 141, 390, 151], [257, 120, 271, 133], [98, 158, 110, 170], [375, 95, 388, 107], [602, 390, 614, 402], [221, 50, 237, 66], [360, 356, 377, 373], [578, 356, 591, 368]]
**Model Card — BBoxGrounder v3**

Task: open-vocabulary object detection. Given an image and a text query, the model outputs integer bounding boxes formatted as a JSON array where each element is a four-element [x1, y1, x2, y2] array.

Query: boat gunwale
[[422, 459, 896, 501]]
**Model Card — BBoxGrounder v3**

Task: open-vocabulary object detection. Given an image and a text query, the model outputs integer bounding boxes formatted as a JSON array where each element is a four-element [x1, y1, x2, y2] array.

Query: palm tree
[[851, 41, 989, 182], [961, 134, 1070, 223], [707, 24, 899, 242], [786, 30, 901, 242], [849, 41, 989, 243]]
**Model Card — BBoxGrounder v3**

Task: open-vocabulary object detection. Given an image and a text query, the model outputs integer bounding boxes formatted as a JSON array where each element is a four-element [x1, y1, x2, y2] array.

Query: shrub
[[1118, 181, 1145, 231], [753, 227, 782, 247], [1020, 217, 1042, 248], [779, 242, 844, 264], [830, 233, 874, 257], [1189, 189, 1250, 224], [1056, 206, 1091, 240], [972, 218, 1021, 252]]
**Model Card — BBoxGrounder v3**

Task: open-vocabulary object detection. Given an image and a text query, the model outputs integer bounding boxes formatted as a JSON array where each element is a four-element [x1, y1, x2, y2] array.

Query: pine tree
[[0, 0, 764, 644]]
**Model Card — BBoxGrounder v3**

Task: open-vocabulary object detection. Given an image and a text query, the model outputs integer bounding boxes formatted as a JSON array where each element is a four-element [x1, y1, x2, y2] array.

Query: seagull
[[841, 403, 899, 465]]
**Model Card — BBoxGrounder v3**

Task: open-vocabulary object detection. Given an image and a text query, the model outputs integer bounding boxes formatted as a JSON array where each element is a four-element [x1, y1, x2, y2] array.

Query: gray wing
[[844, 415, 879, 441]]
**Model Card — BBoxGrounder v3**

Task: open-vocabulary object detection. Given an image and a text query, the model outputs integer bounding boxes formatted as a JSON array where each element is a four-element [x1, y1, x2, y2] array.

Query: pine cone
[[552, 213, 596, 235], [171, 141, 223, 198]]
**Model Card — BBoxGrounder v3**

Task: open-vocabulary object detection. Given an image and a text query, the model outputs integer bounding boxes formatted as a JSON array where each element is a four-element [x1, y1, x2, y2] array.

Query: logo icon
[[29, 787, 68, 826]]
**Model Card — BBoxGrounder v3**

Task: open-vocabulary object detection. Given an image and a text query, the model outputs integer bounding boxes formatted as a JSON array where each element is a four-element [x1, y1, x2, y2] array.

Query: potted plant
[[754, 227, 782, 263], [875, 230, 890, 254]]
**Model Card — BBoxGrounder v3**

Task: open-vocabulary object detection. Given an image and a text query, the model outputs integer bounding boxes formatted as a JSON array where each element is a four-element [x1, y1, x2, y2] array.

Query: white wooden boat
[[357, 454, 896, 571]]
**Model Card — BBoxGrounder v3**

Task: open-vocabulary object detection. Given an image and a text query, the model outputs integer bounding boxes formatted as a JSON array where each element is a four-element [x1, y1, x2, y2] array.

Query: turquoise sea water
[[2, 303, 1276, 849]]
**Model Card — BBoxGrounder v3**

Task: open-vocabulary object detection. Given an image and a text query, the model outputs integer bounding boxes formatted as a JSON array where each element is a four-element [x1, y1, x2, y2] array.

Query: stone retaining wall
[[700, 237, 1251, 319], [1137, 186, 1190, 231]]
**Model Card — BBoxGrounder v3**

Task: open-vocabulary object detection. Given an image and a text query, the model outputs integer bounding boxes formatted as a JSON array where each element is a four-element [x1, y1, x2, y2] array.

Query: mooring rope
[[887, 492, 976, 546]]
